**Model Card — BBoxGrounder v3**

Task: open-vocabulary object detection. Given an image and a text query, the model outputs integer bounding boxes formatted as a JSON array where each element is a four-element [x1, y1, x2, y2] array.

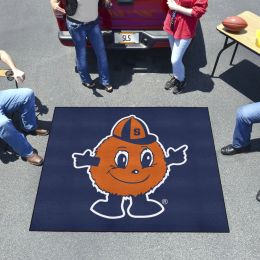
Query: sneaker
[[82, 81, 96, 89], [30, 128, 49, 136], [164, 76, 176, 90], [24, 153, 43, 166], [104, 85, 113, 93], [172, 79, 186, 94]]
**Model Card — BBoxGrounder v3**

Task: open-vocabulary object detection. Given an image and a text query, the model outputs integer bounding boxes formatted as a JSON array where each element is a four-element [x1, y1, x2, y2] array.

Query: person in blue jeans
[[221, 102, 260, 155], [0, 50, 48, 166], [50, 0, 113, 93], [221, 102, 260, 202]]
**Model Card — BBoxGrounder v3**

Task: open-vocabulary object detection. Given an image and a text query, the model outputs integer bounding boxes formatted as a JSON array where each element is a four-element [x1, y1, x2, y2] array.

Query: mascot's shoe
[[221, 144, 251, 155], [127, 195, 164, 218], [90, 195, 125, 219], [256, 190, 260, 202], [25, 153, 43, 166]]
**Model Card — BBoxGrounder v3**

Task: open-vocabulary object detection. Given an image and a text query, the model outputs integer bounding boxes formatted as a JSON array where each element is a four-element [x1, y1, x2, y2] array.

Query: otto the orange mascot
[[72, 115, 188, 219]]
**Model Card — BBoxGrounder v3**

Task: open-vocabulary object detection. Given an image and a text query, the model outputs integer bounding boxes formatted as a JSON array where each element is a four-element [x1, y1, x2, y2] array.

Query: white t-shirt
[[69, 0, 98, 23]]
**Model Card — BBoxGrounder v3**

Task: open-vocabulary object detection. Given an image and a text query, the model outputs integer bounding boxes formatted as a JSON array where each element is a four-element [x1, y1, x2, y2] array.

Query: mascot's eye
[[115, 151, 129, 168], [141, 149, 153, 168]]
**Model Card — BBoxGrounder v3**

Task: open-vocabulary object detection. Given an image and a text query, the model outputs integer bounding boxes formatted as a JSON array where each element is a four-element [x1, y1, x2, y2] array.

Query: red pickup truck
[[56, 0, 169, 49]]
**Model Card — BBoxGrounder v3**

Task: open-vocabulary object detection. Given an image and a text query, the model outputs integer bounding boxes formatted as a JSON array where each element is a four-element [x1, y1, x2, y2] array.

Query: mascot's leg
[[127, 194, 164, 218], [90, 194, 126, 219]]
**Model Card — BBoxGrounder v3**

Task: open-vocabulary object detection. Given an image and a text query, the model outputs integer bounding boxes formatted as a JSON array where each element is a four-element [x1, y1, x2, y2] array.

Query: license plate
[[114, 32, 139, 44]]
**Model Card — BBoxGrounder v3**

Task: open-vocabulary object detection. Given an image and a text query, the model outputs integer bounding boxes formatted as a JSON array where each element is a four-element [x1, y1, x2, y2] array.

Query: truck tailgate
[[99, 0, 168, 30]]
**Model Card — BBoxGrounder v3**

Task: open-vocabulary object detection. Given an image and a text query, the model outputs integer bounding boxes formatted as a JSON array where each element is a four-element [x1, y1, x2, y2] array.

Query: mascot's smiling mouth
[[108, 172, 150, 184]]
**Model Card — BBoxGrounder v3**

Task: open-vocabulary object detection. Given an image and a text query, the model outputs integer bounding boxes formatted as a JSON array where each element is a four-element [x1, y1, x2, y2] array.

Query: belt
[[66, 16, 98, 25]]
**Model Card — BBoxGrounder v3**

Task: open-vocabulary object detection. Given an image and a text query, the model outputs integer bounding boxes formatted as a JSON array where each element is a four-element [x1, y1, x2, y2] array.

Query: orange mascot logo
[[72, 115, 188, 219]]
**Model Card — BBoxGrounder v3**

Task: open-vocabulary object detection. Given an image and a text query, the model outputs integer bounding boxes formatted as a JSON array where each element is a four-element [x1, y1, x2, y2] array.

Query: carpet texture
[[30, 107, 229, 232]]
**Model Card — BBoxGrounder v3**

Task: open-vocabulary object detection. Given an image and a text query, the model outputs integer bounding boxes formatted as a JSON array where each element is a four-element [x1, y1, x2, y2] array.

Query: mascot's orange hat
[[112, 115, 157, 145]]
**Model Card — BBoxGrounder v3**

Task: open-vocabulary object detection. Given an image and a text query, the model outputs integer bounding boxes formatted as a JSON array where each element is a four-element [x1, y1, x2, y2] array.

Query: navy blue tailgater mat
[[30, 107, 229, 232]]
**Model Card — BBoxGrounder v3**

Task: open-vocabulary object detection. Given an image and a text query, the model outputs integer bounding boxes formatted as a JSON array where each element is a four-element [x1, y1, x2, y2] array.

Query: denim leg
[[0, 88, 37, 132], [169, 37, 191, 81], [0, 114, 33, 157], [232, 102, 260, 148], [67, 19, 93, 84], [19, 89, 37, 132], [88, 23, 110, 86], [168, 34, 174, 50]]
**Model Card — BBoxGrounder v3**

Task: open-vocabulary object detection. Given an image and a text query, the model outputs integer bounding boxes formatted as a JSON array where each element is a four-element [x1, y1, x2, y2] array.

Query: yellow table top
[[0, 69, 9, 77], [217, 11, 260, 55]]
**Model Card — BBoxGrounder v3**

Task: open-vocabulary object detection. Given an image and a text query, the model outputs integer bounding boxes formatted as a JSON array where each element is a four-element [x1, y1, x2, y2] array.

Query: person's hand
[[50, 1, 66, 16], [167, 0, 180, 11], [12, 68, 25, 84], [104, 0, 112, 8]]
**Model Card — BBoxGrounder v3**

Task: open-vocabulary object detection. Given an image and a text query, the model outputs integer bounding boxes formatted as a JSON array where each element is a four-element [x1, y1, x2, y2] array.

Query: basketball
[[222, 16, 248, 32]]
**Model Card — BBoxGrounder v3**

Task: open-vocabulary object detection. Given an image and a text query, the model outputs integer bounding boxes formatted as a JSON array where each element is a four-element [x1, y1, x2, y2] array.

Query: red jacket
[[163, 0, 208, 39]]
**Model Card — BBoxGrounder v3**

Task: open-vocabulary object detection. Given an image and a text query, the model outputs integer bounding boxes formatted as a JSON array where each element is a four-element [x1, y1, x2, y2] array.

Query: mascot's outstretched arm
[[166, 145, 188, 167], [72, 149, 100, 169]]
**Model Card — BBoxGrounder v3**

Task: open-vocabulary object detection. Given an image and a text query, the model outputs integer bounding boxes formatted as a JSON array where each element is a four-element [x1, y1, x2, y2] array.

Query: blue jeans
[[67, 18, 110, 86], [168, 35, 192, 82], [233, 102, 260, 148], [0, 88, 37, 157]]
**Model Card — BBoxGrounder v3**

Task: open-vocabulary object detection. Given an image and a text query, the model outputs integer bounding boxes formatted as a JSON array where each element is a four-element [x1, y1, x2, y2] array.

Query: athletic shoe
[[25, 153, 43, 166], [172, 79, 186, 94], [82, 82, 96, 89], [103, 85, 113, 93], [30, 128, 49, 136], [164, 76, 176, 90]]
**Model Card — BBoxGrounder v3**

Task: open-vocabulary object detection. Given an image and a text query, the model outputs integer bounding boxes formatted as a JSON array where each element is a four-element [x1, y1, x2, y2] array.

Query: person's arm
[[190, 0, 208, 18], [167, 0, 193, 16], [167, 0, 208, 18], [50, 0, 66, 16], [0, 50, 25, 83]]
